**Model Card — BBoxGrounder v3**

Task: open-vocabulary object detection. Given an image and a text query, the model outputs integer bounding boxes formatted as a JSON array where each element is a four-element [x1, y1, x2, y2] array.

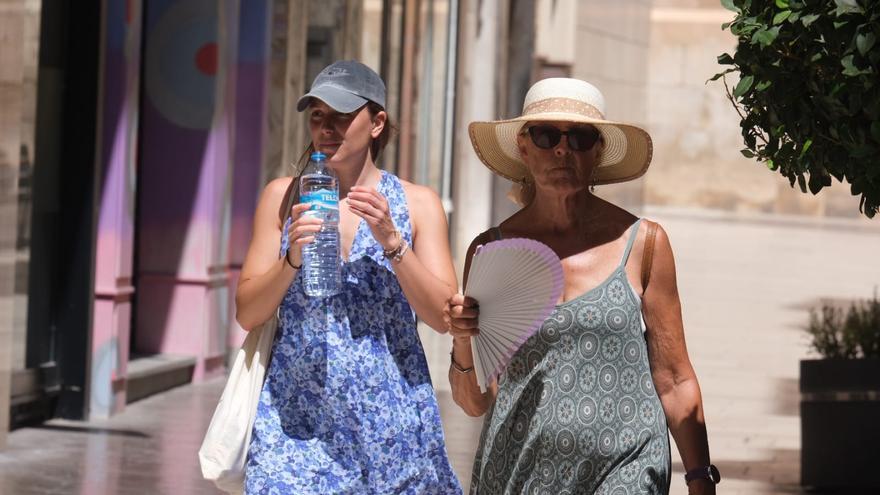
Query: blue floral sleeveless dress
[[245, 171, 462, 494]]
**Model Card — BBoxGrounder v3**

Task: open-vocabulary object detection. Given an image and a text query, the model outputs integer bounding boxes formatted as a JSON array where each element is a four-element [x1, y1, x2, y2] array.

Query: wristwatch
[[684, 464, 721, 484]]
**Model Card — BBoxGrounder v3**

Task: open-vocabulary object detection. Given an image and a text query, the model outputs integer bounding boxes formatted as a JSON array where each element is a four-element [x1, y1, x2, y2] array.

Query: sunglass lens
[[568, 128, 600, 152], [529, 126, 561, 149]]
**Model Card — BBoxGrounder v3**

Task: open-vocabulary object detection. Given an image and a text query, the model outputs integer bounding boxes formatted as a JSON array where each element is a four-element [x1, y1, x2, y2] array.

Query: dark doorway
[[17, 0, 102, 424]]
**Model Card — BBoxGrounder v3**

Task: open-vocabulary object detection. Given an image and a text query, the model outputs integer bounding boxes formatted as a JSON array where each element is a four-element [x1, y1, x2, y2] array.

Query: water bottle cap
[[310, 151, 327, 161]]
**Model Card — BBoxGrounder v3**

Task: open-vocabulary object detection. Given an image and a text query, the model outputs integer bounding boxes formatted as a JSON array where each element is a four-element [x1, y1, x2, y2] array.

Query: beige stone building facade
[[523, 0, 868, 219]]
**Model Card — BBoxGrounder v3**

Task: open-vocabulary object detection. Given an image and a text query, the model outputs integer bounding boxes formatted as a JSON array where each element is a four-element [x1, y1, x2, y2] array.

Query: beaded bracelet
[[382, 234, 409, 263]]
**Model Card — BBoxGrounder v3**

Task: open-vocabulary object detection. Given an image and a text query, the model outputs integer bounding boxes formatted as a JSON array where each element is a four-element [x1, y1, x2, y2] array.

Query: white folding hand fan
[[464, 238, 564, 391]]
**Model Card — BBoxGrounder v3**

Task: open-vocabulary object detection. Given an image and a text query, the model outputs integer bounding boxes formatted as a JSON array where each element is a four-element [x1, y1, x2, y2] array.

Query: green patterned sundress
[[470, 219, 671, 495]]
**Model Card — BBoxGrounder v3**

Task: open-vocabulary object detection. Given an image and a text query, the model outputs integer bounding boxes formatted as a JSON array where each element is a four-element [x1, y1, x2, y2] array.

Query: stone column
[[0, 0, 25, 448], [450, 0, 500, 272]]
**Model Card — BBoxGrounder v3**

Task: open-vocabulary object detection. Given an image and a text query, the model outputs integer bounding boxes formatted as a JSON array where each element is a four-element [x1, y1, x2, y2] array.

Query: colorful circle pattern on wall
[[145, 0, 218, 130]]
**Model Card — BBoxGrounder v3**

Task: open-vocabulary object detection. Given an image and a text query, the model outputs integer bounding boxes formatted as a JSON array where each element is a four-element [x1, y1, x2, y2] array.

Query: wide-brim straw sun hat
[[469, 78, 653, 185]]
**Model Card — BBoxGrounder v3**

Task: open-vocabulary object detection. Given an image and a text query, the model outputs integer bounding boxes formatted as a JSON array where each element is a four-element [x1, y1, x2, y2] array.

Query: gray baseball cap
[[296, 60, 386, 113]]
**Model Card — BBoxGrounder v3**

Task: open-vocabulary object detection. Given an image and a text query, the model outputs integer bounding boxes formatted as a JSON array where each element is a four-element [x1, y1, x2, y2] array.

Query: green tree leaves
[[714, 0, 880, 217]]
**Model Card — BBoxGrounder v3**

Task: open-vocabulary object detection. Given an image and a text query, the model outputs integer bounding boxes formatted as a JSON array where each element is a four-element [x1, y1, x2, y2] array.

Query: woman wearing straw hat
[[445, 78, 717, 494], [236, 61, 462, 494]]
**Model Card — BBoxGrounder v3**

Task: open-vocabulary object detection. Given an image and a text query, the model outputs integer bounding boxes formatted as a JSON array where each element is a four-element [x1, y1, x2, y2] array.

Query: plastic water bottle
[[299, 152, 341, 297]]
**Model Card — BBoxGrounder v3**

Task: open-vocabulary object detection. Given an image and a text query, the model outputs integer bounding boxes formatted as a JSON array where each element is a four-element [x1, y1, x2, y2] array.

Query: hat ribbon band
[[522, 97, 605, 120]]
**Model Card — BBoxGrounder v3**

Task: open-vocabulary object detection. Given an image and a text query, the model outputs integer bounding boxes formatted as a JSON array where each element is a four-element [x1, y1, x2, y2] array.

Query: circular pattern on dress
[[577, 427, 598, 456], [605, 308, 629, 332], [578, 333, 599, 360], [628, 310, 643, 337], [494, 423, 509, 451], [559, 333, 577, 360], [649, 438, 666, 462], [599, 396, 616, 424], [556, 428, 576, 456], [527, 349, 544, 370], [577, 396, 598, 424], [599, 364, 618, 392], [542, 309, 570, 343], [519, 445, 537, 472], [619, 459, 640, 484], [495, 390, 512, 416], [537, 380, 555, 409], [578, 363, 598, 393], [638, 399, 657, 427], [537, 434, 556, 459], [640, 372, 655, 395], [601, 335, 623, 361], [576, 459, 595, 483], [598, 428, 617, 456], [512, 414, 529, 442], [617, 396, 637, 423], [487, 477, 503, 494], [544, 351, 561, 377], [555, 396, 576, 425], [556, 458, 576, 486], [507, 354, 528, 380], [558, 364, 577, 393], [538, 459, 556, 486], [639, 466, 657, 491], [623, 340, 641, 364], [541, 321, 561, 344], [575, 304, 603, 329], [618, 426, 637, 451], [620, 366, 639, 394], [607, 278, 628, 305]]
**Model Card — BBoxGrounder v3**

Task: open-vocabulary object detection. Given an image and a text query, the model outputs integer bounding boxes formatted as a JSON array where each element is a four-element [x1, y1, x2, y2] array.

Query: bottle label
[[301, 189, 339, 214]]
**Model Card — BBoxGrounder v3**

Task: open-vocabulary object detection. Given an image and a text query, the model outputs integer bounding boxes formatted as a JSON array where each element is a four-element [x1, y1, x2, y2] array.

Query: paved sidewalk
[[1, 211, 878, 494]]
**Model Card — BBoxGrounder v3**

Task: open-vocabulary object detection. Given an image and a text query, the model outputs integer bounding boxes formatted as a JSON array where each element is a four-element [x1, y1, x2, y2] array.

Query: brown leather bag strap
[[641, 220, 658, 291]]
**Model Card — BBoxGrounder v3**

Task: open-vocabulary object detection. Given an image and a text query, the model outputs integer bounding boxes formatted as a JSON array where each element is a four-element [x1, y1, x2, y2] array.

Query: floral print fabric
[[245, 171, 462, 495]]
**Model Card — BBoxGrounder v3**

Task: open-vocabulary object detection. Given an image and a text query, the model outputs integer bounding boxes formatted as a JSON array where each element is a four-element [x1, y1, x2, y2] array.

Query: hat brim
[[468, 114, 653, 186], [296, 86, 369, 113]]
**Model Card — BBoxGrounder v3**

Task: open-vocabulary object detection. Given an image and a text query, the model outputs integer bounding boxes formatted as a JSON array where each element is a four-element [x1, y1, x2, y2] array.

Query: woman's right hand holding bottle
[[286, 203, 323, 268]]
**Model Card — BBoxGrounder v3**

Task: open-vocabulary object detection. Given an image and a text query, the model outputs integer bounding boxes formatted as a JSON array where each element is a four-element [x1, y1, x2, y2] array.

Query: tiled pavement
[[2, 209, 878, 494]]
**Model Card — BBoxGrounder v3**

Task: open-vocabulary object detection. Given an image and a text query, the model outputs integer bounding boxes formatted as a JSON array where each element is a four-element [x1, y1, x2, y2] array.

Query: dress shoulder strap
[[618, 218, 643, 268], [489, 227, 503, 241]]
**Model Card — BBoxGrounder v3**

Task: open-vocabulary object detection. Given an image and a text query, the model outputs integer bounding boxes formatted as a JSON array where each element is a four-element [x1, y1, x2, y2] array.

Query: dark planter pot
[[800, 358, 880, 490]]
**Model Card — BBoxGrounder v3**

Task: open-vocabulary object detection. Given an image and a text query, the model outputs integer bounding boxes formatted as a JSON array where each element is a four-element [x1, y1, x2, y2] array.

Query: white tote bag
[[199, 313, 278, 494]]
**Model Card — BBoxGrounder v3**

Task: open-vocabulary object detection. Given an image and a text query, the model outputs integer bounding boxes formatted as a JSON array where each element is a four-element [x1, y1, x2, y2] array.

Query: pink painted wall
[[134, 0, 240, 381], [90, 0, 143, 418]]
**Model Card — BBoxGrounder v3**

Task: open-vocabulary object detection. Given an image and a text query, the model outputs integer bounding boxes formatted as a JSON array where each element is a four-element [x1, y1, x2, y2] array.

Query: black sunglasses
[[526, 125, 601, 152]]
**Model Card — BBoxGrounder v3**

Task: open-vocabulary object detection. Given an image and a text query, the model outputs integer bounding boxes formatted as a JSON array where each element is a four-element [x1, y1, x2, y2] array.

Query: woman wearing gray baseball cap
[[235, 60, 462, 494]]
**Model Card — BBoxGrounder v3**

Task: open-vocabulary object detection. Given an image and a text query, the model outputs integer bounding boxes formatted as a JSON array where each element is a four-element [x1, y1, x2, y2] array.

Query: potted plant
[[800, 290, 880, 490]]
